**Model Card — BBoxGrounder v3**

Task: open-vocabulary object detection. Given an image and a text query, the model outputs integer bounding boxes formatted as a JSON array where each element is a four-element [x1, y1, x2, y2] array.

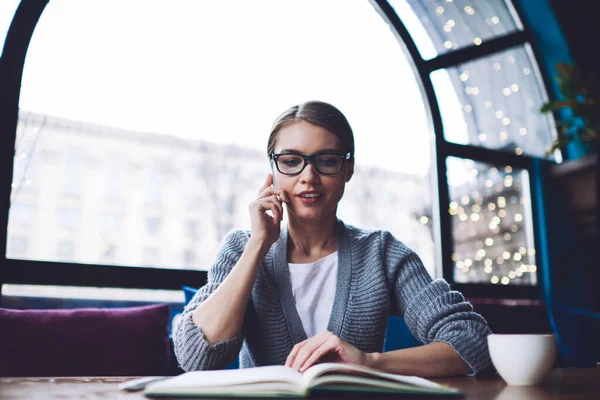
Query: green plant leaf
[[556, 63, 574, 80], [540, 100, 578, 112], [543, 62, 599, 153]]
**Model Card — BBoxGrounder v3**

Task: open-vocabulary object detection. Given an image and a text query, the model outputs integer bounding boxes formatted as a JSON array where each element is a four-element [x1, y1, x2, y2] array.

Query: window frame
[[372, 0, 551, 299], [0, 0, 556, 299]]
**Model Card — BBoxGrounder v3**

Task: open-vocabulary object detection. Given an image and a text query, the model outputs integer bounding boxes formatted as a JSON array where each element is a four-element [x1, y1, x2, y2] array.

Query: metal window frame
[[0, 0, 553, 299], [372, 0, 552, 299]]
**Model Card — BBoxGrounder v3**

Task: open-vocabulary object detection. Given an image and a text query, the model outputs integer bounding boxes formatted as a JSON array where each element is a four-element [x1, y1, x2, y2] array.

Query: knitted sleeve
[[381, 231, 494, 376], [173, 229, 249, 371]]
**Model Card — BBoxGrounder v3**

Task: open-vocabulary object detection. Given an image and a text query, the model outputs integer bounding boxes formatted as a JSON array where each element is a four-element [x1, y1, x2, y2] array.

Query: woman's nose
[[300, 161, 319, 184]]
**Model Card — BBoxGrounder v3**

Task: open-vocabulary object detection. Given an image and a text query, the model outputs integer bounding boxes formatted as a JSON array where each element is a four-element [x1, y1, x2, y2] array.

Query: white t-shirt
[[288, 251, 338, 338]]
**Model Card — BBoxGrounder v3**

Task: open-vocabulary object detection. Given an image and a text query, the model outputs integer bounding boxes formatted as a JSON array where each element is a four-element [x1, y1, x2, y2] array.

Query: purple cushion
[[0, 304, 171, 377]]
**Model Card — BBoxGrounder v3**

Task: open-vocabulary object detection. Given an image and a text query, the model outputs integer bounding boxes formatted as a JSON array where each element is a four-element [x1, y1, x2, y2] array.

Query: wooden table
[[1, 369, 599, 399]]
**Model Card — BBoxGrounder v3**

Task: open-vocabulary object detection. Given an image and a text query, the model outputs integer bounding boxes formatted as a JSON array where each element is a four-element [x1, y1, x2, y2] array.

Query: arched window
[[1, 0, 560, 300]]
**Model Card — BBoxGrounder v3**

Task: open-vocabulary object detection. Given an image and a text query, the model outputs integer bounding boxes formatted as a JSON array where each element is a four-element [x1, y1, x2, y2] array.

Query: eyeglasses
[[269, 151, 351, 175]]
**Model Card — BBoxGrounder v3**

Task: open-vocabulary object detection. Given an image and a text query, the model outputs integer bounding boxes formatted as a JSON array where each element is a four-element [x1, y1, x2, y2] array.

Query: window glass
[[431, 45, 557, 159], [390, 0, 521, 60], [7, 237, 28, 258], [446, 156, 537, 286], [11, 0, 435, 276], [57, 240, 75, 260], [183, 249, 196, 268], [2, 284, 183, 303], [142, 246, 159, 267]]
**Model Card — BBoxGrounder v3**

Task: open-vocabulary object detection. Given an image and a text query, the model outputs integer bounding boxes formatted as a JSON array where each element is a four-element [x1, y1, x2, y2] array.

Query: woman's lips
[[296, 192, 323, 204], [298, 196, 321, 204]]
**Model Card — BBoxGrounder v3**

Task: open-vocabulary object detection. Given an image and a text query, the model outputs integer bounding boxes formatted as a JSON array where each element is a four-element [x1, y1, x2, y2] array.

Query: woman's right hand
[[248, 174, 287, 248]]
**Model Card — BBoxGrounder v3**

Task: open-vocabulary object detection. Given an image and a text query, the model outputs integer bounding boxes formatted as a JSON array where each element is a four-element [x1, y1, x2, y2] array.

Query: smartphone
[[270, 164, 279, 188]]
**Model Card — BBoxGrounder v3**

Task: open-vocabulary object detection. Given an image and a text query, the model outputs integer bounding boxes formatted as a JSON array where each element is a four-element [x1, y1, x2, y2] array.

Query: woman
[[174, 100, 493, 377]]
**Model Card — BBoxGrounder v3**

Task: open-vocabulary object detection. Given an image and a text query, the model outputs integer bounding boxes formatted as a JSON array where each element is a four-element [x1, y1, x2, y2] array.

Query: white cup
[[487, 334, 557, 386]]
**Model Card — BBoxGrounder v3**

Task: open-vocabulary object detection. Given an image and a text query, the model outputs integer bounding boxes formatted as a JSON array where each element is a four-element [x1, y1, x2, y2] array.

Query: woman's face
[[272, 121, 353, 223]]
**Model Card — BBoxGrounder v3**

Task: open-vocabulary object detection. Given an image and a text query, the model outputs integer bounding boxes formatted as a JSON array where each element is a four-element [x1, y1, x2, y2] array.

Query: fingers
[[258, 174, 288, 202], [250, 195, 284, 224], [285, 338, 307, 368], [286, 331, 332, 370], [258, 187, 288, 203], [268, 196, 284, 224], [258, 174, 273, 194], [298, 336, 338, 372]]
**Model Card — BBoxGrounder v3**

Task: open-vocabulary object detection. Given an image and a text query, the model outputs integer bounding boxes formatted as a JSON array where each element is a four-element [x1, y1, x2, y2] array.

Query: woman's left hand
[[285, 331, 374, 372]]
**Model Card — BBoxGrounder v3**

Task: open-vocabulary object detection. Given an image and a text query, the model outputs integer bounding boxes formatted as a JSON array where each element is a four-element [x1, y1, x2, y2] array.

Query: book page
[[301, 362, 446, 390], [145, 365, 304, 396]]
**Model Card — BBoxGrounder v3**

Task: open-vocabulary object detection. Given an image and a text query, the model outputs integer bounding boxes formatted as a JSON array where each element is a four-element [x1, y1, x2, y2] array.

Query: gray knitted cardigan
[[174, 219, 493, 375]]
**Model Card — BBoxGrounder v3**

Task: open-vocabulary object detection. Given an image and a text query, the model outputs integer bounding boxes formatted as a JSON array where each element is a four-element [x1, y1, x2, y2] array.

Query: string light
[[449, 159, 535, 286], [514, 213, 523, 222]]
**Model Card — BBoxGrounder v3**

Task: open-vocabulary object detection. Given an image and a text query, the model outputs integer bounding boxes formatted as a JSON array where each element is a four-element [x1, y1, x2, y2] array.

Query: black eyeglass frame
[[269, 151, 352, 175]]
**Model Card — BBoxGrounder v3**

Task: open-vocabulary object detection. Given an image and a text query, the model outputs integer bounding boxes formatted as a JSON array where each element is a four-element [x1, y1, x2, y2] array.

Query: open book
[[144, 362, 462, 397]]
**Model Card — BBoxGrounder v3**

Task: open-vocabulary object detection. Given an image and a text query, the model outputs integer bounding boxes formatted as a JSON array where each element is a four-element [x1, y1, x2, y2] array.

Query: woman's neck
[[286, 215, 337, 262]]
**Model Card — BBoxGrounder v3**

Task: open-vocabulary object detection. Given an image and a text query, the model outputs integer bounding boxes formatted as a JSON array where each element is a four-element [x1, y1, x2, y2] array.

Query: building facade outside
[[8, 110, 437, 276]]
